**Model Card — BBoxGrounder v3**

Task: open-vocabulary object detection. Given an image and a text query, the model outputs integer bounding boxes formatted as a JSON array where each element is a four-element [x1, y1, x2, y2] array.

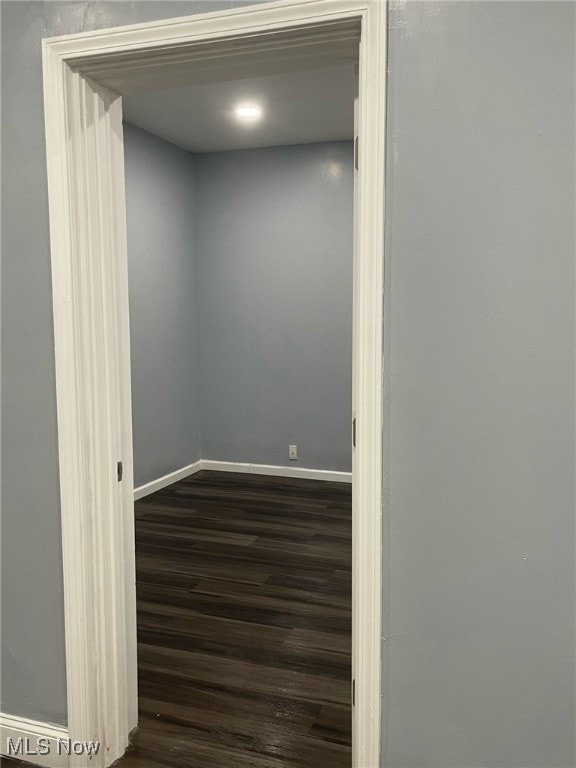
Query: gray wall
[[124, 123, 201, 488], [1, 3, 575, 767], [124, 136, 353, 481], [383, 2, 575, 766], [195, 143, 353, 471]]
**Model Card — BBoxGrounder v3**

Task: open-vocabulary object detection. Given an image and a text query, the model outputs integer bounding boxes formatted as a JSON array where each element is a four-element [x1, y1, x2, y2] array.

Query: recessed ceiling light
[[234, 103, 262, 121]]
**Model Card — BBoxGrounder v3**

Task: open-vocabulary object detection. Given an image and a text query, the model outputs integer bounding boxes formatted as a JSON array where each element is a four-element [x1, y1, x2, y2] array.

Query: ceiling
[[122, 65, 356, 154]]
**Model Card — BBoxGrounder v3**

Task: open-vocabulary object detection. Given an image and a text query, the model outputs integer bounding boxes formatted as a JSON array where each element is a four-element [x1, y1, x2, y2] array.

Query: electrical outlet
[[289, 444, 298, 461]]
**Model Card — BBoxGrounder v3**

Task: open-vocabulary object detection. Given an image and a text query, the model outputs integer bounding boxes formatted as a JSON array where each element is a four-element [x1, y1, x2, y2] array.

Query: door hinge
[[352, 678, 356, 707], [117, 461, 123, 482], [352, 418, 357, 448], [354, 136, 359, 170]]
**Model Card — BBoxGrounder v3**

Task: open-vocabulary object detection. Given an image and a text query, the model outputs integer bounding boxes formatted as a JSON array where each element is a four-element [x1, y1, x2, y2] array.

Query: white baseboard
[[134, 459, 203, 500], [134, 458, 351, 499], [0, 713, 70, 767], [199, 459, 352, 483]]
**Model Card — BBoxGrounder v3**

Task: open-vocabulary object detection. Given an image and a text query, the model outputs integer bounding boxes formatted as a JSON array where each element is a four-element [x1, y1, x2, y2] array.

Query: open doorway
[[42, 3, 385, 767], [122, 63, 356, 767]]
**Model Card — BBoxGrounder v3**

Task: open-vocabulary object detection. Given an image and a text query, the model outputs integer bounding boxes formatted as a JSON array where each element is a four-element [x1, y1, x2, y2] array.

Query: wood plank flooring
[[2, 471, 352, 768]]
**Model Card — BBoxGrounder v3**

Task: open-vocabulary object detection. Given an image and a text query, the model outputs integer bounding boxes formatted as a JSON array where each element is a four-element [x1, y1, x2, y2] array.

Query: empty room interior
[[122, 62, 356, 767], [2, 2, 575, 768]]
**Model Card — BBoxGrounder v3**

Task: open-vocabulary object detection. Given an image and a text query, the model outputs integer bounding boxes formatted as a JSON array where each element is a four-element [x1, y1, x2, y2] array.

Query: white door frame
[[42, 1, 386, 766]]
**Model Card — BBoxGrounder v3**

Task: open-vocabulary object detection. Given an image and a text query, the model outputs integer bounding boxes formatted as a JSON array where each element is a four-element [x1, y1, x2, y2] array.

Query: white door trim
[[42, 2, 386, 766]]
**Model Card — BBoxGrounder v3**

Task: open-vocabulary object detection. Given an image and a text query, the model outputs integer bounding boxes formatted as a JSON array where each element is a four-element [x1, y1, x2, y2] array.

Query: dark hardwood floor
[[2, 471, 352, 768]]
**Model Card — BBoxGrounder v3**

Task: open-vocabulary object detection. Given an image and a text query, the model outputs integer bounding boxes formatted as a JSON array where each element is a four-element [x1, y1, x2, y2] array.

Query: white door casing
[[42, 2, 386, 766]]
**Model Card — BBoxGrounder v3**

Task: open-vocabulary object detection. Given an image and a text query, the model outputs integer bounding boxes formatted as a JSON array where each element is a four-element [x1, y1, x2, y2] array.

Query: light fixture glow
[[234, 103, 263, 121], [325, 161, 343, 180]]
